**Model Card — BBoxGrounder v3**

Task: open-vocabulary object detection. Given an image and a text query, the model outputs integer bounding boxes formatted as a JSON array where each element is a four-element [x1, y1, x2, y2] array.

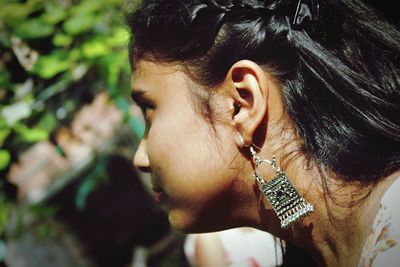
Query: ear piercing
[[233, 102, 241, 115]]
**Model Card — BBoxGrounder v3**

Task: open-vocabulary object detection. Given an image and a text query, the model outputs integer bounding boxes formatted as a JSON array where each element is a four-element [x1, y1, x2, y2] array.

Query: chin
[[168, 210, 208, 233], [168, 212, 196, 233], [168, 210, 233, 234]]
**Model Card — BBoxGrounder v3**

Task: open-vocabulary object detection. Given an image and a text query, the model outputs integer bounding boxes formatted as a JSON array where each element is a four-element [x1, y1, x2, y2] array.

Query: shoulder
[[370, 177, 400, 267]]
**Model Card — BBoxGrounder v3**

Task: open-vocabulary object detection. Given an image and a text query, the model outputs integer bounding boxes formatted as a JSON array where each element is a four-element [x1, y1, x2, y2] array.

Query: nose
[[134, 139, 151, 172]]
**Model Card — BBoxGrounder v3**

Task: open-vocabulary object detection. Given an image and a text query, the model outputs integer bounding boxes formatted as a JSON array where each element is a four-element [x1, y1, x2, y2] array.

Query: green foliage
[[0, 150, 11, 171], [0, 0, 143, 239], [0, 0, 139, 172], [14, 123, 49, 143], [29, 203, 60, 239], [29, 203, 58, 220], [0, 128, 11, 147], [75, 157, 109, 210], [31, 50, 71, 79], [15, 18, 55, 39], [0, 183, 11, 235]]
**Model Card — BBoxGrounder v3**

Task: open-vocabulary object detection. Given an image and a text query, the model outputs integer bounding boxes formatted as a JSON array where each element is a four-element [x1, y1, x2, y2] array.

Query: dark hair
[[126, 0, 400, 183]]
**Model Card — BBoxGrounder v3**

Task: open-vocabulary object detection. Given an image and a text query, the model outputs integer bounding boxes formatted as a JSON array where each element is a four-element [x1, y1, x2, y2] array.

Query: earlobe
[[228, 60, 269, 147]]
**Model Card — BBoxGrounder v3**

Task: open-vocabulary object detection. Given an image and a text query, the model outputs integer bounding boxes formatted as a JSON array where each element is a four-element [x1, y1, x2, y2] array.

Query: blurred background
[[0, 0, 398, 267], [0, 0, 189, 266]]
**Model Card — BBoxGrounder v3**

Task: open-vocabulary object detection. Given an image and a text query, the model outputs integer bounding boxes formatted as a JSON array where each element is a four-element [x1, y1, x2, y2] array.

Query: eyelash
[[139, 102, 153, 115]]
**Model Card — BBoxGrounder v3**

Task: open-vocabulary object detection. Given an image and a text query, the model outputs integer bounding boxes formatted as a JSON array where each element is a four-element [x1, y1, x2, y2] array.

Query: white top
[[366, 177, 400, 267], [184, 227, 282, 267]]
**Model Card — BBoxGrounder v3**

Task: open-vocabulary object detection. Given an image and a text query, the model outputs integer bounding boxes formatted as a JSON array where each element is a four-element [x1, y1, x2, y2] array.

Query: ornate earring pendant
[[250, 147, 314, 229]]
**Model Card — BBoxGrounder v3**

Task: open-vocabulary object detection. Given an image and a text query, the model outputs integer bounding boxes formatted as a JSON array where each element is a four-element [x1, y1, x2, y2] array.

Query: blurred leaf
[[0, 128, 11, 147], [0, 89, 6, 102], [0, 150, 11, 171], [0, 31, 10, 48], [38, 223, 48, 239], [63, 14, 99, 35], [102, 53, 123, 87], [70, 0, 102, 16], [31, 50, 71, 79], [37, 112, 57, 133], [104, 27, 129, 47], [30, 204, 57, 219], [0, 239, 5, 262], [14, 124, 48, 143], [0, 3, 31, 21], [1, 101, 32, 126], [69, 47, 83, 61], [0, 0, 44, 21], [101, 0, 118, 3], [65, 100, 76, 112], [127, 116, 145, 139], [14, 18, 54, 39], [75, 178, 96, 210], [75, 157, 108, 210], [53, 33, 73, 47], [0, 118, 7, 129], [0, 197, 10, 233], [0, 70, 10, 88], [36, 76, 71, 102], [82, 39, 109, 58], [42, 4, 67, 24], [0, 203, 8, 230]]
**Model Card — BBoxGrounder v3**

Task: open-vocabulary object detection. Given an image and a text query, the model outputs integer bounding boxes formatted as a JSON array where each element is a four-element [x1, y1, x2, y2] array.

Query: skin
[[195, 233, 226, 267], [132, 59, 398, 267]]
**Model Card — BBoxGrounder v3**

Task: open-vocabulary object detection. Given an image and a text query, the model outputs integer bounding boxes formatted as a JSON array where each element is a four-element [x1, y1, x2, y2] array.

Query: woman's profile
[[126, 0, 400, 266]]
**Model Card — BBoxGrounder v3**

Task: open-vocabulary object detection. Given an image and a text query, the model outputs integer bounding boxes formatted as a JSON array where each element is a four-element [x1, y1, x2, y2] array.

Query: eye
[[139, 101, 154, 117], [130, 91, 154, 118]]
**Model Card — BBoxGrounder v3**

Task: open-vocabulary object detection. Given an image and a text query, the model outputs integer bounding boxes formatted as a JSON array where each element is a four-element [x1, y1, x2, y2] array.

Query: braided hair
[[127, 0, 400, 184]]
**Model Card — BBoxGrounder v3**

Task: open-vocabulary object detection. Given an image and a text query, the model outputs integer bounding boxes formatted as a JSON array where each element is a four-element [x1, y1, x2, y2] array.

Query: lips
[[151, 184, 166, 204], [151, 184, 163, 193], [154, 191, 166, 204]]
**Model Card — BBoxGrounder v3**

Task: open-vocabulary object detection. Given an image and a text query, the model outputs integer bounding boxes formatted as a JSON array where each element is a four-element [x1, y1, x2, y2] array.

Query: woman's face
[[132, 60, 253, 233]]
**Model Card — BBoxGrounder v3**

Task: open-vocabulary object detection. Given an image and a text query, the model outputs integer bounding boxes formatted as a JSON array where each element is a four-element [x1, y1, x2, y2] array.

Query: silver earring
[[250, 146, 314, 229]]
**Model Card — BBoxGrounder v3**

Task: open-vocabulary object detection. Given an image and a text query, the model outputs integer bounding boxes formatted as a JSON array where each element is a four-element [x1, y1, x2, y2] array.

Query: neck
[[253, 164, 398, 267]]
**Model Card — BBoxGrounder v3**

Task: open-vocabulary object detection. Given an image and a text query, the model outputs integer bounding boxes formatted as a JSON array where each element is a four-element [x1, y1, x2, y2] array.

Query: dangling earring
[[249, 146, 314, 229]]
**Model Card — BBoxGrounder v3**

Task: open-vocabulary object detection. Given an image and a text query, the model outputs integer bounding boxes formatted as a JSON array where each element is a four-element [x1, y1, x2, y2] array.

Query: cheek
[[147, 112, 236, 224], [149, 113, 220, 188], [147, 104, 214, 171], [144, 98, 244, 232]]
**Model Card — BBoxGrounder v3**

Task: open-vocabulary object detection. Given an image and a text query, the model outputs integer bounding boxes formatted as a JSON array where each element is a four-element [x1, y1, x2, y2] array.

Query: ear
[[226, 60, 270, 147]]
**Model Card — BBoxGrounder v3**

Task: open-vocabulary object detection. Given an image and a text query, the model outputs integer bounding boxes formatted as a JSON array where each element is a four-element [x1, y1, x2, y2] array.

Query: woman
[[127, 0, 400, 266]]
